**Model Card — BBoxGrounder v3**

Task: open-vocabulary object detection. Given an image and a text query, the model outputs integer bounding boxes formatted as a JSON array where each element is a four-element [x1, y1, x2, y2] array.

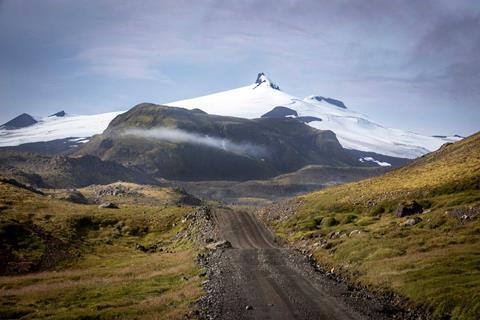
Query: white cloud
[[123, 127, 266, 157]]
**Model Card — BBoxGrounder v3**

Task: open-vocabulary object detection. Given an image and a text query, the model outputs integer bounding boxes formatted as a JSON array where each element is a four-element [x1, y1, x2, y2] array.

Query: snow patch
[[359, 157, 391, 167], [69, 137, 90, 143]]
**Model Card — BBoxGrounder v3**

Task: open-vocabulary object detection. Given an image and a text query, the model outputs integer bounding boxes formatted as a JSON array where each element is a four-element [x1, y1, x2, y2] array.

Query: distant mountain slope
[[169, 73, 460, 158], [0, 111, 123, 147], [261, 131, 480, 319], [0, 137, 90, 155], [0, 152, 156, 188], [76, 103, 372, 181], [180, 165, 389, 205]]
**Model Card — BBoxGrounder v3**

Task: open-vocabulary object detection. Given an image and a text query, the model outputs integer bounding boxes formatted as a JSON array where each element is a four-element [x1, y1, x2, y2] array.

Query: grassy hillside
[[263, 132, 480, 319], [0, 182, 203, 319]]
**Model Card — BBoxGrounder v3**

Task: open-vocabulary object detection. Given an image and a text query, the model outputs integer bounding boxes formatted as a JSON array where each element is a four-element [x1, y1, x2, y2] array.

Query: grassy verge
[[0, 182, 204, 319], [265, 133, 480, 319]]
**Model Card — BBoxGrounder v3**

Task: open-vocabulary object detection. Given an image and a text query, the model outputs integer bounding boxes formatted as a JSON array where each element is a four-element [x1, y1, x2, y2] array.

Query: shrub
[[343, 214, 357, 224], [370, 206, 385, 216], [298, 219, 318, 231], [323, 216, 338, 227]]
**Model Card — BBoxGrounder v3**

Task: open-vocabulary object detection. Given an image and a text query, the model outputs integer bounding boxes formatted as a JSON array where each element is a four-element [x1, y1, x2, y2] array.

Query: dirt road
[[199, 208, 369, 320]]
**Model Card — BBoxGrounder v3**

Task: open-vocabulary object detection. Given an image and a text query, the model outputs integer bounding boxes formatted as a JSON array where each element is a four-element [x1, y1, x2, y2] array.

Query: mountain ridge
[[76, 103, 374, 181]]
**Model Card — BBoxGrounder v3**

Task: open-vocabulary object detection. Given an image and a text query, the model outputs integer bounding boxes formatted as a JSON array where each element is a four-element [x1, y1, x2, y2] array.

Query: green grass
[[0, 182, 204, 319], [0, 245, 202, 319], [267, 132, 480, 319]]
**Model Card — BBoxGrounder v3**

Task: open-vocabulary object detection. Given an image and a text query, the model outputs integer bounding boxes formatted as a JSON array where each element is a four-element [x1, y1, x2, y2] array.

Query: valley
[[0, 76, 478, 320], [0, 132, 478, 319], [2, 0, 479, 318]]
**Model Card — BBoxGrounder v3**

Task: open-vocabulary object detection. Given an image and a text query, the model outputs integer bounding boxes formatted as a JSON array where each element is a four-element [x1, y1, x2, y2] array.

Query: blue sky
[[1, 0, 479, 136]]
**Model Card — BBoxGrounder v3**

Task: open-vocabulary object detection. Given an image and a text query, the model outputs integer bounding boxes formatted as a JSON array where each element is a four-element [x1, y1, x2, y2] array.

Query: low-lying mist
[[123, 127, 266, 158]]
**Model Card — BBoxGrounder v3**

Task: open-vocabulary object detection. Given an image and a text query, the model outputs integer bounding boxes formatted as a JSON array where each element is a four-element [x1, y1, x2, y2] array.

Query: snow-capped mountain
[[0, 111, 123, 147], [0, 72, 459, 159], [169, 73, 460, 159]]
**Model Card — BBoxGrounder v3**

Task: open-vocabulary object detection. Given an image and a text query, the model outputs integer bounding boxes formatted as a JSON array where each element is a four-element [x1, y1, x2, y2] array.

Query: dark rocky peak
[[261, 106, 321, 124], [310, 96, 347, 109], [1, 113, 37, 130], [49, 110, 66, 117], [254, 72, 280, 90], [297, 116, 322, 124], [261, 106, 298, 118]]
